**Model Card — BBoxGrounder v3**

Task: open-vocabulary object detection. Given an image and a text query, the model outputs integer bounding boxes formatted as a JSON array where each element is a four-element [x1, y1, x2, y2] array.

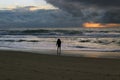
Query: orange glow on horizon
[[29, 6, 57, 11], [3, 5, 57, 11], [83, 22, 120, 28]]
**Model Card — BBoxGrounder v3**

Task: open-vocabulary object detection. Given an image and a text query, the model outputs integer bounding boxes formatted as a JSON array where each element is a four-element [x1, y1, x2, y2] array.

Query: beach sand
[[0, 50, 120, 80]]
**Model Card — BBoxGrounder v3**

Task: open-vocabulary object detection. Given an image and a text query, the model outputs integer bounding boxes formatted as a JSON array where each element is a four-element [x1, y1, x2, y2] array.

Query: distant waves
[[0, 29, 120, 37], [0, 28, 120, 52]]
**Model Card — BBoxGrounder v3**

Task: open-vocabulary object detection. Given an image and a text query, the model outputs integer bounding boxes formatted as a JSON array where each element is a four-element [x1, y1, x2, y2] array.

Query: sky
[[45, 0, 120, 27], [0, 0, 56, 9], [0, 0, 120, 28]]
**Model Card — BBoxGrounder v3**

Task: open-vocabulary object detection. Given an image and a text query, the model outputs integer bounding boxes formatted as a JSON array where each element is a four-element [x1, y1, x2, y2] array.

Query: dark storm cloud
[[65, 0, 120, 8], [46, 0, 120, 23], [46, 0, 120, 9], [103, 9, 120, 23], [0, 6, 83, 28]]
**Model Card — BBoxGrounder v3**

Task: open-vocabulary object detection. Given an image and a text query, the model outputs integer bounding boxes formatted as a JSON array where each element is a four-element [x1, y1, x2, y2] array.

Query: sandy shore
[[29, 49, 120, 59], [0, 50, 120, 80]]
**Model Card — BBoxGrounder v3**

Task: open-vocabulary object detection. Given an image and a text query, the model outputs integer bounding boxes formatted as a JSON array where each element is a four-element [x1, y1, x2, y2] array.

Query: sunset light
[[83, 22, 120, 28], [29, 5, 57, 11]]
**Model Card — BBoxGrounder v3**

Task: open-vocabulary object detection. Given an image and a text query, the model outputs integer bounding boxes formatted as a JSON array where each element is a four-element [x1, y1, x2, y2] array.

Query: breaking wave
[[0, 28, 120, 37]]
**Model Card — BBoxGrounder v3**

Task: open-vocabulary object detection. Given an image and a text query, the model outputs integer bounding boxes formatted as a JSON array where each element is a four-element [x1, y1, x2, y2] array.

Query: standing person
[[56, 38, 61, 56]]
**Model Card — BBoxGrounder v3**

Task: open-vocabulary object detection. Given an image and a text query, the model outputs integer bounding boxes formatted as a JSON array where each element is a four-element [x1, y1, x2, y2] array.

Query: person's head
[[58, 38, 60, 40]]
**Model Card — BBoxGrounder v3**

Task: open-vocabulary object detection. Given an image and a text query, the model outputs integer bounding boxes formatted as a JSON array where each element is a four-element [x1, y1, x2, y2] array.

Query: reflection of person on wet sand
[[56, 39, 61, 56]]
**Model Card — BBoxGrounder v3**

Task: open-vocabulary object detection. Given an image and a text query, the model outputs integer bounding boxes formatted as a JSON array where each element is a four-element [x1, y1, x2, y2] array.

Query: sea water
[[0, 28, 120, 53]]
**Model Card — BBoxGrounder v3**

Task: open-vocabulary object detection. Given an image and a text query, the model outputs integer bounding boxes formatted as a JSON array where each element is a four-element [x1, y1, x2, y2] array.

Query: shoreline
[[0, 49, 120, 59]]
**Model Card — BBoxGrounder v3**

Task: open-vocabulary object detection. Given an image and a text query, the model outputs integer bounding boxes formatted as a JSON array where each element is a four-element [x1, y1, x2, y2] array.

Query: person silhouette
[[56, 38, 61, 56]]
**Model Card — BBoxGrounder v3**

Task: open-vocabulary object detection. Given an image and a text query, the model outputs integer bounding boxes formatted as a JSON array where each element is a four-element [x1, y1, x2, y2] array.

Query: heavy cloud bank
[[46, 0, 120, 23], [0, 6, 83, 28], [1, 0, 120, 29]]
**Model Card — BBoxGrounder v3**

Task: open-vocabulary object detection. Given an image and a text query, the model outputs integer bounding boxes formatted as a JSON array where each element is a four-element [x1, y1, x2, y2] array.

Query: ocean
[[0, 28, 120, 53]]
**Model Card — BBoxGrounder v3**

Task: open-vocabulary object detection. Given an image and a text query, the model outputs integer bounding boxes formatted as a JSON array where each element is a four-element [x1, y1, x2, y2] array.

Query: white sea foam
[[0, 28, 120, 52]]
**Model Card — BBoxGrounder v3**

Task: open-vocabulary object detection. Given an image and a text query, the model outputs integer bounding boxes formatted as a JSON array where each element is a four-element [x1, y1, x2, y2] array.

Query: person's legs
[[57, 47, 59, 55], [59, 47, 61, 56], [57, 47, 61, 56]]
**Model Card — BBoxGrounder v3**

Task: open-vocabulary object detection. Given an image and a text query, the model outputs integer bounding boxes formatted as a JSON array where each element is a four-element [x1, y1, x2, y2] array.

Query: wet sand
[[0, 50, 120, 80]]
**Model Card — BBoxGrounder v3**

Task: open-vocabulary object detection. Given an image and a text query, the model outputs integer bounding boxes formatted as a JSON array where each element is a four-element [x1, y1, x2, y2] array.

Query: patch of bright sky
[[0, 0, 57, 10]]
